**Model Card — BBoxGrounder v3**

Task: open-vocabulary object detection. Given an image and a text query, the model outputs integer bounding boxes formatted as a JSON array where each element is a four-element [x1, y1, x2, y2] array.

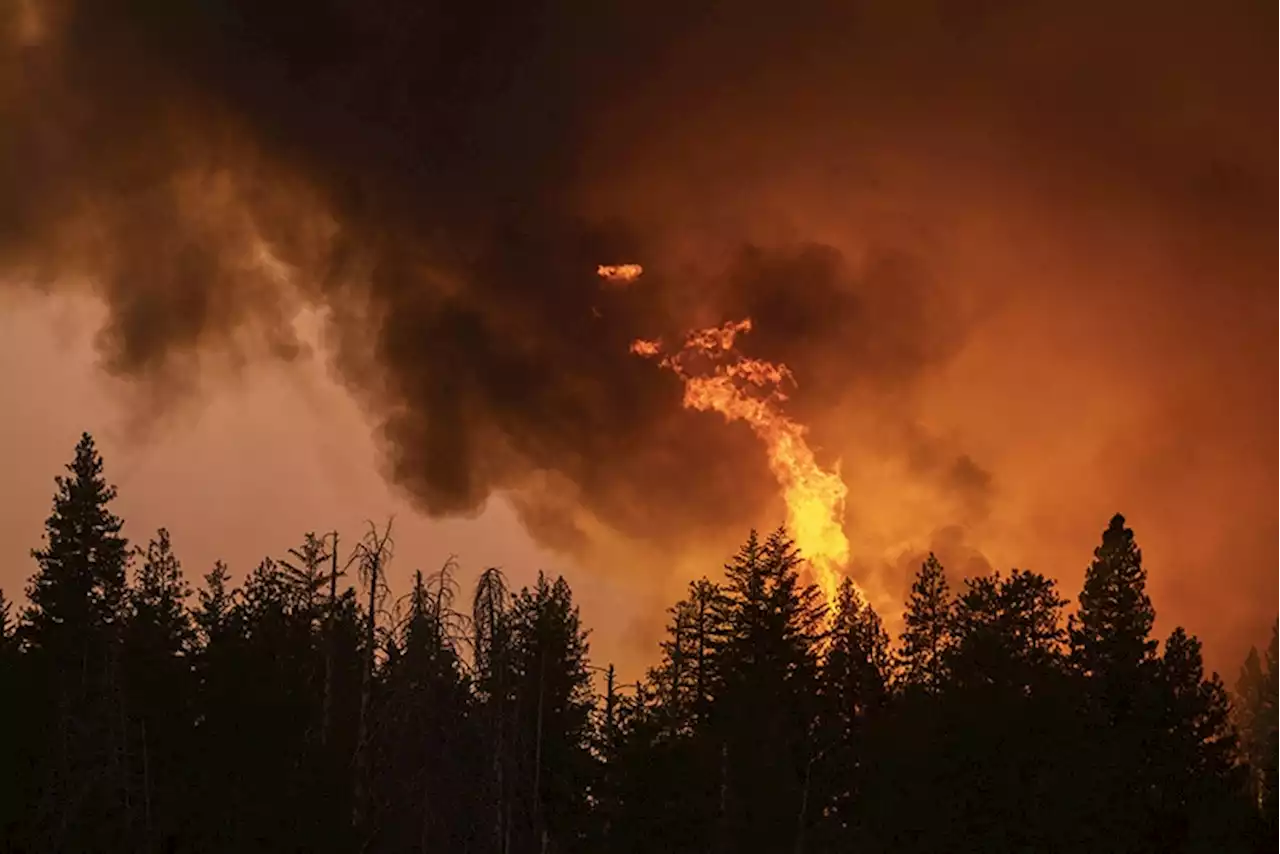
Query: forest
[[0, 433, 1275, 854]]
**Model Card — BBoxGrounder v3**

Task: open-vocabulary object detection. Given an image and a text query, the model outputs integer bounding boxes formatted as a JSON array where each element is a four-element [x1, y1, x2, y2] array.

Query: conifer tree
[[376, 563, 478, 851], [648, 577, 727, 734], [193, 561, 235, 649], [949, 569, 1068, 692], [1070, 514, 1158, 696], [0, 589, 13, 654], [23, 433, 130, 660], [121, 528, 195, 850], [811, 577, 890, 848], [1234, 622, 1279, 821], [1150, 627, 1255, 851], [19, 432, 132, 850], [716, 527, 825, 854], [1063, 517, 1160, 849], [508, 572, 595, 853], [472, 566, 515, 853], [1228, 647, 1269, 809], [898, 553, 954, 691]]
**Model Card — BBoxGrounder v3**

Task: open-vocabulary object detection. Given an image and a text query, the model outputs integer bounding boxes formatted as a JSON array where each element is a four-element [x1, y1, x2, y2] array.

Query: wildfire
[[596, 263, 644, 284], [631, 318, 854, 610]]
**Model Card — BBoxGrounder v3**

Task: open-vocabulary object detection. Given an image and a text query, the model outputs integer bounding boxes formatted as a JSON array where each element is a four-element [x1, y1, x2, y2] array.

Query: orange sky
[[0, 292, 647, 674]]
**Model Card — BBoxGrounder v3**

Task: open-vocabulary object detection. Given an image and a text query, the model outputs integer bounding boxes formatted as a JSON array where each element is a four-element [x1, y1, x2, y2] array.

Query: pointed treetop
[[1071, 513, 1157, 679]]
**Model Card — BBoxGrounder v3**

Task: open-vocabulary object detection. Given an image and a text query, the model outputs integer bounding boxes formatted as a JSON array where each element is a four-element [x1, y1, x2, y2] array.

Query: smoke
[[1, 1, 1274, 662]]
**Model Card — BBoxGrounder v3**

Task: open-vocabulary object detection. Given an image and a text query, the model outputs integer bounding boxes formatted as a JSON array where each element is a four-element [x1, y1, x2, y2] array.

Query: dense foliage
[[0, 434, 1274, 853]]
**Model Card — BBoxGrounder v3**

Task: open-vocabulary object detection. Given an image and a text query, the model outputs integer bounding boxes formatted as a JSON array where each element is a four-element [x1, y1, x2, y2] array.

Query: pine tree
[[19, 432, 132, 850], [22, 433, 130, 660], [648, 577, 727, 734], [508, 572, 596, 853], [604, 577, 729, 854], [1264, 624, 1279, 827], [811, 577, 890, 849], [1152, 628, 1252, 851], [0, 588, 20, 842], [898, 553, 954, 691], [1233, 647, 1264, 809], [1069, 514, 1158, 698], [280, 532, 332, 619], [121, 528, 195, 851], [375, 563, 479, 851], [1063, 516, 1163, 850], [716, 527, 825, 854], [193, 561, 235, 649], [0, 589, 13, 654], [472, 566, 515, 854], [949, 569, 1068, 692]]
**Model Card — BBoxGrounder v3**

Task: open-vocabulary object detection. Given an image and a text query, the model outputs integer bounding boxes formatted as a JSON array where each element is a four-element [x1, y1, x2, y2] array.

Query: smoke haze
[[1, 0, 1274, 666]]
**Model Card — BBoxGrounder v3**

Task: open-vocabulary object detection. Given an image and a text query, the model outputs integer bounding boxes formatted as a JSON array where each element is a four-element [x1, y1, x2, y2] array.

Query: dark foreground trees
[[0, 436, 1273, 853]]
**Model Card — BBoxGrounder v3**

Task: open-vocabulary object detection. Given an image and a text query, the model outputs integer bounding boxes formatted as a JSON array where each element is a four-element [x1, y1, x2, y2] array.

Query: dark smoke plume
[[0, 0, 966, 551], [1, 1, 1274, 621]]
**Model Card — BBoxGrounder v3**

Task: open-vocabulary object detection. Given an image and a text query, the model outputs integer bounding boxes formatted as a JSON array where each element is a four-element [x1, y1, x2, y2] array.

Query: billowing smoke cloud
[[1, 1, 1274, 665]]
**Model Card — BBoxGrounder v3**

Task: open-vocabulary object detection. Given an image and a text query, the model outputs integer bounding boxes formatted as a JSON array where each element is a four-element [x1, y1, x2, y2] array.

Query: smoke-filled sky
[[0, 0, 1274, 675]]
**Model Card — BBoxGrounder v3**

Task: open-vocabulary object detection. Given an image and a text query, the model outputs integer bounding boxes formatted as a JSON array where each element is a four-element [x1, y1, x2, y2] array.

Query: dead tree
[[351, 519, 395, 845]]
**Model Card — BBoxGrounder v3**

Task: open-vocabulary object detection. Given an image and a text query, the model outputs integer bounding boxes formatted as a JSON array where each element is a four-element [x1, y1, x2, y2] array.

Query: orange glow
[[596, 263, 644, 284], [632, 317, 852, 609]]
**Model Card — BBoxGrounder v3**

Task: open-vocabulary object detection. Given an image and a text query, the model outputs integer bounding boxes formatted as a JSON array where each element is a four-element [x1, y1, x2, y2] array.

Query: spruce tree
[[17, 433, 133, 849], [949, 569, 1068, 692], [716, 527, 825, 854], [23, 433, 130, 661], [812, 577, 890, 848], [508, 572, 596, 853], [1264, 624, 1279, 827], [122, 528, 196, 850], [1152, 628, 1253, 851], [1233, 647, 1264, 809], [376, 564, 478, 851], [1069, 514, 1158, 692], [898, 553, 954, 691]]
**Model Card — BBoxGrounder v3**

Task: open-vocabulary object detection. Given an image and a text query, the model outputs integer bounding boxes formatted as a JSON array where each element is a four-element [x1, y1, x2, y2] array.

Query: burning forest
[[0, 0, 1275, 851]]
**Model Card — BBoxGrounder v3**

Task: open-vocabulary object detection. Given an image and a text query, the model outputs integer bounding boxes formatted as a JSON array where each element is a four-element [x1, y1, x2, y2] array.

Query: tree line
[[0, 433, 1275, 853]]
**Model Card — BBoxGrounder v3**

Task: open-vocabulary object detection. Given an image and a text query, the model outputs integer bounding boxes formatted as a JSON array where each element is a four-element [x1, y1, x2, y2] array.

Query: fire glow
[[596, 263, 644, 284], [629, 316, 854, 609]]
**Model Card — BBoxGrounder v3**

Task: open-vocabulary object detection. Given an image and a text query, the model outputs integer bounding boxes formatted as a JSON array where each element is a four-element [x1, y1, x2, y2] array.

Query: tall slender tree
[[715, 527, 825, 854], [1069, 514, 1158, 703], [121, 528, 195, 851], [810, 577, 891, 849], [508, 572, 596, 853], [20, 432, 132, 851], [898, 553, 954, 692]]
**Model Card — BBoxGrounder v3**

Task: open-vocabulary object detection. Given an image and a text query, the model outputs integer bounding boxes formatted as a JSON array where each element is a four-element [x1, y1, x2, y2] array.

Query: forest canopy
[[0, 433, 1275, 853]]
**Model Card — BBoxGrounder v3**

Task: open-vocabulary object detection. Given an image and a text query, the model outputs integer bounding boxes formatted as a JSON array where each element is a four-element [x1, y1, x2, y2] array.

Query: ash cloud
[[1, 1, 1275, 663]]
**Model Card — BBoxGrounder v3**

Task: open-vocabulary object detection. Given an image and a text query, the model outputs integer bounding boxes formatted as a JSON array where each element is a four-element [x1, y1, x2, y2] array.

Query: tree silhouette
[[1, 435, 1273, 854], [898, 553, 953, 692], [121, 528, 195, 850], [713, 527, 825, 854], [19, 432, 132, 850], [1070, 513, 1158, 701]]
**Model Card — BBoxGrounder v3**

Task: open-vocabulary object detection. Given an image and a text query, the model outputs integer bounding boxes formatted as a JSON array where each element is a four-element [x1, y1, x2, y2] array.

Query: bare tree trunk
[[353, 546, 377, 834], [352, 521, 393, 845]]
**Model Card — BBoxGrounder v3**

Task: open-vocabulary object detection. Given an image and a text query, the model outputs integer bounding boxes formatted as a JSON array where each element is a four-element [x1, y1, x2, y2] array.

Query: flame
[[597, 263, 644, 284], [632, 318, 853, 609]]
